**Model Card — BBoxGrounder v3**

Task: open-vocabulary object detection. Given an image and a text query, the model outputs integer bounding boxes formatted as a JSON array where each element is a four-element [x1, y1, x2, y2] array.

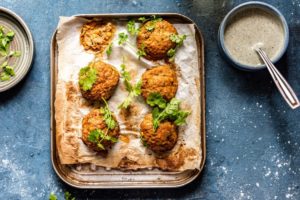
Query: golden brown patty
[[140, 114, 178, 154], [137, 20, 177, 60], [80, 61, 119, 101], [82, 109, 120, 152], [80, 21, 115, 53], [141, 65, 178, 101]]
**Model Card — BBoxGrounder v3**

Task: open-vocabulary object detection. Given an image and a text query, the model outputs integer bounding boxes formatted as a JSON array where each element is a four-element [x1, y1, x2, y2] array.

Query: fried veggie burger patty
[[141, 65, 178, 101], [80, 21, 115, 53], [82, 109, 120, 152], [137, 19, 177, 60], [79, 61, 120, 101], [140, 114, 178, 154]]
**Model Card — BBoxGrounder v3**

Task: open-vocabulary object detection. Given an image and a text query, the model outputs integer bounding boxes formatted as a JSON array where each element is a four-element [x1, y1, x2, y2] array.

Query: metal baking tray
[[50, 13, 206, 189]]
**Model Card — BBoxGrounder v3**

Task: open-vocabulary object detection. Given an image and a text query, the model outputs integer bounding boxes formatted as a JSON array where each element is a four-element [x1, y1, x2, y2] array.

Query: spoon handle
[[256, 48, 300, 109]]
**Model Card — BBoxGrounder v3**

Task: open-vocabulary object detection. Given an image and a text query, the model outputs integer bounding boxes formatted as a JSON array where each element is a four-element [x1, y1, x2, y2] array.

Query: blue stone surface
[[0, 0, 300, 199]]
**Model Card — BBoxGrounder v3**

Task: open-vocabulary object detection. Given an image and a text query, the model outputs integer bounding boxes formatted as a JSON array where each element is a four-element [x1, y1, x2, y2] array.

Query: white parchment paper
[[55, 16, 201, 171]]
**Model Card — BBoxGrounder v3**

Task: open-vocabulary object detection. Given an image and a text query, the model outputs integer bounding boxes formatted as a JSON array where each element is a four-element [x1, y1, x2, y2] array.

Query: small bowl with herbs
[[0, 7, 34, 92]]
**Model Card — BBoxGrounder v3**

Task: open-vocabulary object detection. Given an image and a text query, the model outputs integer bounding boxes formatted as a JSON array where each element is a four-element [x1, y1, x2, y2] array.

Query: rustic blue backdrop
[[0, 0, 299, 199]]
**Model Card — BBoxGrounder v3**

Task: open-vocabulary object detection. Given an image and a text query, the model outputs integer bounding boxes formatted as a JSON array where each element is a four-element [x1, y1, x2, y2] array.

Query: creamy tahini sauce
[[224, 8, 285, 66]]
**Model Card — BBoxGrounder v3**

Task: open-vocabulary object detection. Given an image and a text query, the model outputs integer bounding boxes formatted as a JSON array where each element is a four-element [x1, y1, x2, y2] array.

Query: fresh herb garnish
[[170, 34, 187, 46], [106, 43, 112, 56], [137, 44, 146, 59], [0, 27, 21, 82], [138, 17, 148, 23], [127, 20, 139, 35], [101, 98, 117, 129], [146, 94, 190, 130], [146, 93, 167, 109], [167, 34, 187, 61], [167, 48, 176, 61], [79, 65, 98, 91], [138, 16, 162, 24], [48, 191, 75, 200], [118, 64, 142, 109], [88, 129, 118, 150], [64, 191, 75, 200], [118, 32, 128, 45], [146, 24, 155, 32], [49, 193, 57, 200], [0, 61, 15, 81]]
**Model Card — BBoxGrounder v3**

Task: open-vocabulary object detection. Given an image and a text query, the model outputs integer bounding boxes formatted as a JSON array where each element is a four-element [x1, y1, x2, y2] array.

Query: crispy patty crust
[[141, 65, 178, 101], [82, 109, 120, 152], [140, 114, 178, 154], [137, 20, 177, 60], [80, 61, 119, 101]]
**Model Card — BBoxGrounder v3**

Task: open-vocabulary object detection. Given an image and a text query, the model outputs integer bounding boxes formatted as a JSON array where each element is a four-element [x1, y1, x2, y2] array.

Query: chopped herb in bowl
[[0, 26, 21, 82]]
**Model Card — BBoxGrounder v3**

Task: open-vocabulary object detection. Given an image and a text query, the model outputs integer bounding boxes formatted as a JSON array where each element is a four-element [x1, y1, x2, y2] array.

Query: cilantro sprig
[[0, 26, 21, 82], [78, 64, 98, 91], [118, 32, 128, 45], [118, 64, 141, 109], [48, 191, 75, 200], [127, 20, 139, 35], [167, 34, 187, 61], [88, 99, 118, 150], [146, 93, 190, 131], [0, 61, 15, 81], [137, 44, 146, 59], [106, 43, 112, 56], [101, 98, 117, 129], [88, 129, 118, 150]]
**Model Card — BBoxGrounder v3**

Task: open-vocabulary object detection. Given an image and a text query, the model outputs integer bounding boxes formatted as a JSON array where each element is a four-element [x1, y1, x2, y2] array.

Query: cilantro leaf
[[106, 43, 112, 57], [49, 193, 57, 200], [79, 65, 98, 91], [88, 129, 118, 150], [146, 93, 167, 109], [65, 191, 75, 200], [0, 62, 15, 81], [127, 20, 139, 35], [167, 48, 176, 61], [118, 32, 128, 45], [151, 98, 190, 131], [101, 98, 116, 129], [9, 50, 21, 57], [118, 64, 141, 109], [137, 44, 146, 59], [138, 17, 148, 23], [170, 34, 187, 46]]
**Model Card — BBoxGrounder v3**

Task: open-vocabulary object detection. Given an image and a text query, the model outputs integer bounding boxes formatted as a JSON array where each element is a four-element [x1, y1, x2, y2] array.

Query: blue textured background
[[0, 0, 300, 199]]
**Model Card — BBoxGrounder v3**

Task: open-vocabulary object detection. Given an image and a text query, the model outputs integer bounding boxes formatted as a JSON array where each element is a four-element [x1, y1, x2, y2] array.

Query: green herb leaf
[[118, 32, 128, 45], [78, 65, 98, 91], [138, 17, 148, 23], [151, 98, 190, 131], [170, 34, 187, 46], [88, 129, 118, 150], [146, 23, 155, 32], [49, 193, 57, 200], [9, 50, 21, 57], [118, 64, 141, 109], [127, 20, 139, 35], [101, 98, 116, 129], [106, 43, 112, 57], [137, 44, 146, 59], [146, 93, 167, 109], [65, 191, 75, 200]]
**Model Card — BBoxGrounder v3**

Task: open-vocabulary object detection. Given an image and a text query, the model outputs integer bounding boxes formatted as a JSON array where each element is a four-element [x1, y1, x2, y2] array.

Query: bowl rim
[[218, 1, 289, 71], [0, 6, 34, 92]]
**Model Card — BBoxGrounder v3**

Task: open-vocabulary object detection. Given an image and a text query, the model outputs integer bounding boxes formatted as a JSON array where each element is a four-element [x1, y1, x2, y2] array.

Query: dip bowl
[[218, 1, 289, 71]]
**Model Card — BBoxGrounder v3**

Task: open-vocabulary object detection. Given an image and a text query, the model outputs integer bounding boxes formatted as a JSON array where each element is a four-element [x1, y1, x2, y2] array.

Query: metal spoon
[[255, 48, 300, 109]]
